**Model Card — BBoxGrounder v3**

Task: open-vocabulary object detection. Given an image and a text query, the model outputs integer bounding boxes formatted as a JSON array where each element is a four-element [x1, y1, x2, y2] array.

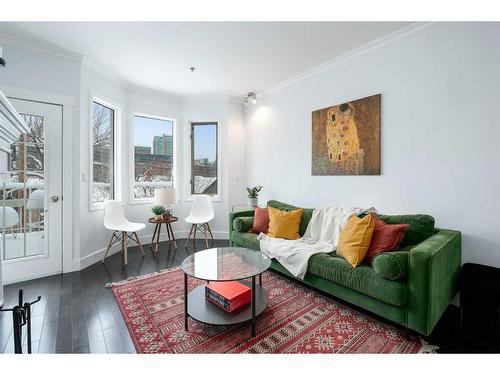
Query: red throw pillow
[[250, 207, 270, 234], [365, 215, 409, 263]]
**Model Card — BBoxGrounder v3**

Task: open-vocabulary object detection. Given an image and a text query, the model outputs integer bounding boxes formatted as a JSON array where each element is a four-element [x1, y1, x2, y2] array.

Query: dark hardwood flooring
[[0, 238, 496, 354]]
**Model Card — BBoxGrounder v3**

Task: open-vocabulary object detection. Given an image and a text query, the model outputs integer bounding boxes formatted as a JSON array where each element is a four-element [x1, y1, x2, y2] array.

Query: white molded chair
[[185, 195, 215, 248], [0, 206, 20, 236], [102, 200, 146, 267]]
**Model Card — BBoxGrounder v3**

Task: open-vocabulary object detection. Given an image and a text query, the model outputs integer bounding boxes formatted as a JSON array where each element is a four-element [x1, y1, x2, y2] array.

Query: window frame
[[89, 94, 122, 210], [129, 112, 177, 204], [188, 121, 221, 201]]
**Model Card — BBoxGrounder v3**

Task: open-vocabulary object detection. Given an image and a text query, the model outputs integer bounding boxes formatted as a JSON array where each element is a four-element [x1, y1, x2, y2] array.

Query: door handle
[[50, 195, 59, 203]]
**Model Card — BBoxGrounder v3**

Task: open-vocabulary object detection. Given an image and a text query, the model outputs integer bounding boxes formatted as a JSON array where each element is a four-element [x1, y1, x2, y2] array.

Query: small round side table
[[148, 216, 178, 254]]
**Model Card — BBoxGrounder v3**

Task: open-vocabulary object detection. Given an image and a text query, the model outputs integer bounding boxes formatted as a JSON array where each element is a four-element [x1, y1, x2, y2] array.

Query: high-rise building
[[153, 134, 173, 156]]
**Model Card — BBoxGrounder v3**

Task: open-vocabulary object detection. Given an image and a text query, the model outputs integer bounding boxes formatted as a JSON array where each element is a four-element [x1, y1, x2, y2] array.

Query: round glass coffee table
[[181, 247, 271, 337]]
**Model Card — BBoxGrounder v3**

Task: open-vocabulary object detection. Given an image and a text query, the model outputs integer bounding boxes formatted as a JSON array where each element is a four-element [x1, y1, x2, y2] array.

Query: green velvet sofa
[[229, 200, 461, 336]]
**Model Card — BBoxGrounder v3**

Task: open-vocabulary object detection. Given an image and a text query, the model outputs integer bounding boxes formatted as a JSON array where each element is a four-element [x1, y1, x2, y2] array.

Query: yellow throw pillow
[[267, 206, 304, 240], [337, 214, 375, 267]]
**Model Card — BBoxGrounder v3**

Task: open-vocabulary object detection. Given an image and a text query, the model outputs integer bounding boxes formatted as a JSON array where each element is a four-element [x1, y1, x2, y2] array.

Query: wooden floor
[[0, 238, 495, 354], [0, 238, 228, 354]]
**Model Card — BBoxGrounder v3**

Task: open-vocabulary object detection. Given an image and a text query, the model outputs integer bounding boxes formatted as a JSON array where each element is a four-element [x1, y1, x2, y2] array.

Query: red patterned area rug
[[109, 267, 436, 354]]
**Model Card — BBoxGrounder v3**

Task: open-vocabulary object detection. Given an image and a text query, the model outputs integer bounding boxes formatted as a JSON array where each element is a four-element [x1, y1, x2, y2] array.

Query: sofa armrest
[[407, 229, 461, 336], [229, 210, 255, 246], [233, 216, 254, 233]]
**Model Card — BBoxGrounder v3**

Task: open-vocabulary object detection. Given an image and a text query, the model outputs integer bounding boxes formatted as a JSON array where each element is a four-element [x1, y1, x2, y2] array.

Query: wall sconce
[[0, 46, 5, 67], [243, 92, 258, 105]]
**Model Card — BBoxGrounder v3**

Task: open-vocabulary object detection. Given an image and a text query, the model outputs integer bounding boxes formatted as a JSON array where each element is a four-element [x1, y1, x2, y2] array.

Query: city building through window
[[133, 115, 175, 199]]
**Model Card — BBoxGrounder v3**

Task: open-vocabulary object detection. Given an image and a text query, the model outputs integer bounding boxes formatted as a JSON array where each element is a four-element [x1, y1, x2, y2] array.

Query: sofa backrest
[[266, 200, 435, 246], [376, 214, 435, 247]]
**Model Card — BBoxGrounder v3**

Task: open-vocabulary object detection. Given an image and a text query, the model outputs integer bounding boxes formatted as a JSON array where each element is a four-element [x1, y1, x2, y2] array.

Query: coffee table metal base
[[184, 277, 268, 337]]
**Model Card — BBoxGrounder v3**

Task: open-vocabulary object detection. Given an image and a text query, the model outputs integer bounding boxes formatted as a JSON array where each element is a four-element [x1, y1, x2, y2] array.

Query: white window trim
[[185, 120, 222, 202], [89, 93, 123, 211], [129, 112, 177, 205]]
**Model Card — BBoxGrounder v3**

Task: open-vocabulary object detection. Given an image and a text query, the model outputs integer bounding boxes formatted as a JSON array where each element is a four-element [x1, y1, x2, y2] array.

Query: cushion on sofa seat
[[377, 214, 435, 247], [267, 200, 314, 237], [232, 216, 254, 233], [230, 231, 260, 251], [307, 252, 407, 306], [372, 249, 411, 281]]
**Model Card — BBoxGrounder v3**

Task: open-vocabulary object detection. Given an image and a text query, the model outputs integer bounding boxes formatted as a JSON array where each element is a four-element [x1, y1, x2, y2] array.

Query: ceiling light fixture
[[190, 67, 195, 72], [243, 92, 258, 105], [0, 46, 5, 67]]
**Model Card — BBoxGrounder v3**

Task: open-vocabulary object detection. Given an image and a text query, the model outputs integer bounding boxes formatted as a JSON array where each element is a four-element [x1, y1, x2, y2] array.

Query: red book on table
[[205, 281, 251, 313]]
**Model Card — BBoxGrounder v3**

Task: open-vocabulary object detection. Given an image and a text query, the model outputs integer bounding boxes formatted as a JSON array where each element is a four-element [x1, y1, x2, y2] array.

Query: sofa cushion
[[250, 207, 270, 234], [337, 214, 375, 267], [267, 200, 314, 236], [365, 216, 409, 263], [372, 249, 410, 280], [230, 231, 260, 251], [307, 252, 407, 306], [377, 214, 435, 246], [232, 216, 254, 233], [267, 206, 303, 240]]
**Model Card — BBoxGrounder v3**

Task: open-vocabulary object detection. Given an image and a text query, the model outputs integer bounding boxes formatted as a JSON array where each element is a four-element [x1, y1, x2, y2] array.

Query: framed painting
[[312, 94, 380, 175]]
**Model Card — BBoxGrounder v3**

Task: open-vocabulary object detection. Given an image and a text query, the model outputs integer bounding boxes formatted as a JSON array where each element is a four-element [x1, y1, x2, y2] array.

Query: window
[[190, 122, 218, 195], [132, 115, 174, 199], [91, 99, 115, 205]]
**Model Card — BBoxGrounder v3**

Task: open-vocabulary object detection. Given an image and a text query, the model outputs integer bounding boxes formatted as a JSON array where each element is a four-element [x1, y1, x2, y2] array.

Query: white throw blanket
[[258, 205, 377, 279]]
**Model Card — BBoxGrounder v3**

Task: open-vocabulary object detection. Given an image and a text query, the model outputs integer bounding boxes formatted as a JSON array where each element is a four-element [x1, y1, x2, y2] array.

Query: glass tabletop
[[181, 247, 271, 281]]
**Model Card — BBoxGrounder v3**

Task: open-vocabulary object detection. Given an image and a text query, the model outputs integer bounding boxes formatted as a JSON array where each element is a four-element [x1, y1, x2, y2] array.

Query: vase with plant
[[151, 204, 166, 220], [246, 185, 263, 207]]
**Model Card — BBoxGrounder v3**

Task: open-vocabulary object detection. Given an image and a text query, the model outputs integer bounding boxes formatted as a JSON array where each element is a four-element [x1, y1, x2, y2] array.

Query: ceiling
[[0, 22, 411, 97]]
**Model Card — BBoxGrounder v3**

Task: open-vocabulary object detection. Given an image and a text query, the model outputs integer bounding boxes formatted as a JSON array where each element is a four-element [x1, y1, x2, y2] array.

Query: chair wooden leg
[[122, 231, 128, 267], [185, 224, 194, 248], [102, 231, 116, 264], [204, 223, 209, 248], [192, 224, 197, 247], [206, 223, 214, 242], [134, 232, 145, 256]]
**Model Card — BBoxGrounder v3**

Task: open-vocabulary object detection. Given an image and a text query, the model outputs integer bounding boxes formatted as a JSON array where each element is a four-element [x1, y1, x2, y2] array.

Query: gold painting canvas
[[312, 94, 380, 175]]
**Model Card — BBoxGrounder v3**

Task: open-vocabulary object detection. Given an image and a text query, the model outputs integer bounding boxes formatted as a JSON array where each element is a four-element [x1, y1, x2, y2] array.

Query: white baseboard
[[77, 230, 229, 271]]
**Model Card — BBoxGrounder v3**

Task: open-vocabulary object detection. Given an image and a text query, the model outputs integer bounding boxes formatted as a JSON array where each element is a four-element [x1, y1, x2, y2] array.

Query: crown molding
[[0, 32, 83, 63], [182, 95, 234, 104], [264, 22, 437, 96], [126, 83, 182, 103], [81, 57, 129, 89]]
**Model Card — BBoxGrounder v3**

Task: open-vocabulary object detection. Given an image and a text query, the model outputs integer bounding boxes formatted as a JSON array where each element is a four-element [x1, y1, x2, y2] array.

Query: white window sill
[[129, 198, 155, 205], [89, 200, 124, 212], [185, 194, 221, 202]]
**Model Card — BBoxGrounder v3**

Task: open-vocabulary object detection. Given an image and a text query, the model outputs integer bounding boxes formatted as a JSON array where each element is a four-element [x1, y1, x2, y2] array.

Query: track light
[[243, 92, 258, 105]]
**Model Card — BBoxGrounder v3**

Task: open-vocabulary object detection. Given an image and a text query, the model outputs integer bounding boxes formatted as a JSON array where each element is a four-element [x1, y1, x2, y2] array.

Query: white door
[[0, 99, 63, 284]]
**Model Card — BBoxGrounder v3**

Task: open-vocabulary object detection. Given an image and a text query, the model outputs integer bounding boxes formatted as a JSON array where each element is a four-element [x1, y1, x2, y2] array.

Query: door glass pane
[[1, 113, 45, 260], [92, 101, 114, 204], [191, 123, 218, 195], [133, 115, 174, 199]]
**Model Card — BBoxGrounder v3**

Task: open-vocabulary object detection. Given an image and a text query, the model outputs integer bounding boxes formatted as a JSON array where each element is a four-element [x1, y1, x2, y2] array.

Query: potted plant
[[246, 185, 263, 207], [151, 204, 166, 220]]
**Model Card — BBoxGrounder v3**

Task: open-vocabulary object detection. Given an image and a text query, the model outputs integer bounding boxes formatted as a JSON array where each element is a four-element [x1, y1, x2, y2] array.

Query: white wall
[[78, 71, 245, 268], [0, 38, 82, 275], [245, 23, 500, 267], [0, 40, 245, 270]]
